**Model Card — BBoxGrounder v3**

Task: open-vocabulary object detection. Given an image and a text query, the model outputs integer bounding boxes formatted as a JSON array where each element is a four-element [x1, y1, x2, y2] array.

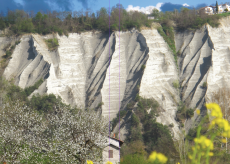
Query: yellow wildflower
[[149, 151, 157, 161], [87, 160, 93, 164], [209, 152, 214, 156], [196, 109, 200, 115], [157, 153, 168, 163], [194, 136, 213, 150], [222, 138, 227, 143], [148, 151, 168, 163], [106, 162, 113, 164], [206, 103, 223, 118]]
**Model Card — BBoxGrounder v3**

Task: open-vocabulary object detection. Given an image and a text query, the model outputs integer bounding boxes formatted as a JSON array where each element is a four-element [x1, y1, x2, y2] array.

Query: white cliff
[[174, 17, 230, 131], [2, 28, 180, 140], [140, 29, 180, 139]]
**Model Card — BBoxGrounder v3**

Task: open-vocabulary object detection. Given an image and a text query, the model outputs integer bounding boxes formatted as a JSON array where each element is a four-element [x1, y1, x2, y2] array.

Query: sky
[[0, 0, 225, 15]]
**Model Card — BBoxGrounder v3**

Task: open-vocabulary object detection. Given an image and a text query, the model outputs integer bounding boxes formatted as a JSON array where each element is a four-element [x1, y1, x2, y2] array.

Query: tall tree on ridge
[[216, 1, 219, 14]]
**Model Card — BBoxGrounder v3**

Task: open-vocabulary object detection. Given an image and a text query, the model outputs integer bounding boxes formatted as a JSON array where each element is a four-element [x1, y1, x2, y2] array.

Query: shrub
[[126, 101, 135, 110], [202, 82, 207, 88], [4, 50, 12, 58], [135, 94, 140, 102], [141, 65, 146, 71], [169, 123, 174, 128], [173, 80, 180, 89], [44, 38, 59, 51], [24, 79, 43, 96], [186, 108, 194, 118], [96, 102, 104, 108], [111, 110, 128, 130], [131, 114, 140, 127]]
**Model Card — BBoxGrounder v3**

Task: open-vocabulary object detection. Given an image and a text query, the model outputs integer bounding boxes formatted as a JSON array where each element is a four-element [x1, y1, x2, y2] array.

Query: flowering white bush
[[46, 106, 109, 163], [0, 98, 110, 164], [0, 100, 47, 163]]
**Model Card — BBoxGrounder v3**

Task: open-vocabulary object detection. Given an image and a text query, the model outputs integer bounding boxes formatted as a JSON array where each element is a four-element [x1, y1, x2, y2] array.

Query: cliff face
[[3, 17, 230, 140], [175, 17, 230, 131], [1, 28, 180, 140]]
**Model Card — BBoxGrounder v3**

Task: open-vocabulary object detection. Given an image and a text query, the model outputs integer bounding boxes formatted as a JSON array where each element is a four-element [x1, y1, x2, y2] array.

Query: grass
[[157, 26, 178, 67], [44, 38, 59, 51], [218, 12, 230, 17]]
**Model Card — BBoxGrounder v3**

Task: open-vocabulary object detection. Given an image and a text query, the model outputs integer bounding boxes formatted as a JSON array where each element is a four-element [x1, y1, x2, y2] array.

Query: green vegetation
[[44, 38, 59, 51], [141, 64, 146, 71], [121, 96, 179, 163], [216, 1, 219, 13], [176, 101, 194, 124], [24, 79, 43, 96], [126, 100, 136, 110], [0, 77, 68, 114], [157, 26, 177, 64], [173, 80, 180, 89], [6, 78, 43, 100], [111, 110, 128, 130], [219, 11, 230, 17], [121, 154, 151, 164], [0, 6, 152, 37], [202, 82, 207, 88], [152, 8, 220, 31], [2, 40, 20, 59]]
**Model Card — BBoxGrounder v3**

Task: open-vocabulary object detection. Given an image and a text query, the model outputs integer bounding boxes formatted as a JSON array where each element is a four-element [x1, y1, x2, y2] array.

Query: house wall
[[103, 145, 120, 164]]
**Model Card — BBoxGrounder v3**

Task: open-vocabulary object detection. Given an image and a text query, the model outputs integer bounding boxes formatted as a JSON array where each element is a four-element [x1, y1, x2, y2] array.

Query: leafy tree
[[35, 12, 43, 22], [151, 8, 160, 18]]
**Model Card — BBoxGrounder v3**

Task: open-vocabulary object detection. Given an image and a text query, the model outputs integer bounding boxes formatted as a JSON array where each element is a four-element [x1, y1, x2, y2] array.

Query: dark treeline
[[0, 4, 151, 36]]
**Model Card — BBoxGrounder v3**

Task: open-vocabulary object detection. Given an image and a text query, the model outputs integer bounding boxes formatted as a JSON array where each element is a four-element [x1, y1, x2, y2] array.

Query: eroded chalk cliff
[[2, 28, 180, 140], [4, 16, 230, 140], [175, 16, 230, 131]]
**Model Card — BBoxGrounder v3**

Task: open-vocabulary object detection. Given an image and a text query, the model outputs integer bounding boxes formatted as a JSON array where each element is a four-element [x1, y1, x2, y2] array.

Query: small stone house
[[102, 135, 124, 164]]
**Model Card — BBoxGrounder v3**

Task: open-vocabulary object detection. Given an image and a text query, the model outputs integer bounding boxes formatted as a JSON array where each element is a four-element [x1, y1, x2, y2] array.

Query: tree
[[151, 8, 160, 18], [0, 18, 6, 30], [0, 100, 47, 163], [35, 12, 43, 21], [46, 106, 109, 163], [216, 1, 219, 14]]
